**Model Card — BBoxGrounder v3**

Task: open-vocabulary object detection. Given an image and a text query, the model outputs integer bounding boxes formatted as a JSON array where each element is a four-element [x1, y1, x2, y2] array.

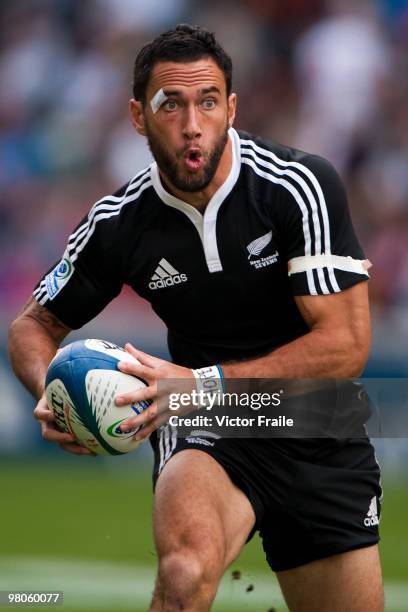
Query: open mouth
[[184, 149, 203, 171]]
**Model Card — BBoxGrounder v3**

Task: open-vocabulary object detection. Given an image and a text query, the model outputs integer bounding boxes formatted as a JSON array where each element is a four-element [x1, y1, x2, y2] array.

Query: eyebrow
[[199, 86, 221, 95], [162, 86, 222, 97]]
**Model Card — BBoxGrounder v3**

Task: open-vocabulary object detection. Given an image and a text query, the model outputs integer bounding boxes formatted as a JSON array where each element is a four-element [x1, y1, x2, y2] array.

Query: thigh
[[153, 448, 256, 569], [276, 545, 383, 612]]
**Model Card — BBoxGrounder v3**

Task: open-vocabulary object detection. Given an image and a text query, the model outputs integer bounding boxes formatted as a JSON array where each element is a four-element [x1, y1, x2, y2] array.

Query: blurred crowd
[[1, 0, 408, 353]]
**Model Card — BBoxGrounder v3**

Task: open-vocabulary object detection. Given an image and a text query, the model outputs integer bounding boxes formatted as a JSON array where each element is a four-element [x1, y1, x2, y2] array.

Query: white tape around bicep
[[288, 254, 372, 276], [150, 88, 168, 114]]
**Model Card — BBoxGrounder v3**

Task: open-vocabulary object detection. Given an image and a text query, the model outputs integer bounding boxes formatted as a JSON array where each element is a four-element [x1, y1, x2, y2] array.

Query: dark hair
[[133, 24, 233, 104]]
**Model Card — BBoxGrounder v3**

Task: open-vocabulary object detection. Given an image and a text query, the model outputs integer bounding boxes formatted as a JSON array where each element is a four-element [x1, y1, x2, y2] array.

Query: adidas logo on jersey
[[149, 258, 187, 290], [364, 496, 379, 527]]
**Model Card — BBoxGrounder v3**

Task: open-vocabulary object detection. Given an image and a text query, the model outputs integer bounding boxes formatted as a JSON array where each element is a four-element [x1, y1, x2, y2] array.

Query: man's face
[[131, 59, 236, 193]]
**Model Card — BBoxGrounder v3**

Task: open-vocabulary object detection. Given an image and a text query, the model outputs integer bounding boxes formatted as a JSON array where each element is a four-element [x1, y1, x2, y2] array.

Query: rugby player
[[9, 24, 383, 611]]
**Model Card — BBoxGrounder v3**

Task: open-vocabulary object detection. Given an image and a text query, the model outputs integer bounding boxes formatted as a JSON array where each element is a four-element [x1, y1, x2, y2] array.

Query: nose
[[182, 105, 201, 140]]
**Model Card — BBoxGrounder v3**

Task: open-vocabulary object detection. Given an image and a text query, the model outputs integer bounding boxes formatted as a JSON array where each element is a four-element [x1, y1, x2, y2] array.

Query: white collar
[[150, 128, 241, 272]]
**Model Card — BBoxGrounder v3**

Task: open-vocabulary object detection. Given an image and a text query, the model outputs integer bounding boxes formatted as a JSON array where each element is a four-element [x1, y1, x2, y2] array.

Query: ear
[[129, 99, 146, 136], [227, 93, 237, 128]]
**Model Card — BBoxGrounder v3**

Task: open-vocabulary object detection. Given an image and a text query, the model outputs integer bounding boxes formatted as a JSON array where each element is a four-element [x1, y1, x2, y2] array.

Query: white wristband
[[192, 365, 225, 407]]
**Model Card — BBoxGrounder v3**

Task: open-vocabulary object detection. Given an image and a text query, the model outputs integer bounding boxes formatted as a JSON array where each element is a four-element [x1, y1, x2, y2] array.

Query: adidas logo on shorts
[[364, 496, 379, 527], [149, 258, 187, 290]]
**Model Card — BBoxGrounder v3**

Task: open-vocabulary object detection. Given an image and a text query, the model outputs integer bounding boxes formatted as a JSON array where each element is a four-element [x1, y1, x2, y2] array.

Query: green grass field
[[0, 455, 407, 611]]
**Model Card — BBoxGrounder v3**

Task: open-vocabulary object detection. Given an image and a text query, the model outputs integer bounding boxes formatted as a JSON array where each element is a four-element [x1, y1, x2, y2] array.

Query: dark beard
[[145, 123, 229, 193]]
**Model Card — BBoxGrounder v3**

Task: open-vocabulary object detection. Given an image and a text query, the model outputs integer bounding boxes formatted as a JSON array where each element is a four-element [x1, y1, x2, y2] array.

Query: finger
[[134, 411, 171, 442], [41, 422, 75, 444], [134, 424, 155, 442], [34, 407, 56, 422], [117, 360, 157, 383], [115, 383, 157, 407], [59, 441, 96, 456], [120, 401, 158, 431], [38, 395, 50, 407], [124, 343, 160, 368]]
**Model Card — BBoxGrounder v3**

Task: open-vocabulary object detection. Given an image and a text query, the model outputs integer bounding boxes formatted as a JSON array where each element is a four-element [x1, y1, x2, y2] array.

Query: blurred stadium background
[[1, 1, 408, 610]]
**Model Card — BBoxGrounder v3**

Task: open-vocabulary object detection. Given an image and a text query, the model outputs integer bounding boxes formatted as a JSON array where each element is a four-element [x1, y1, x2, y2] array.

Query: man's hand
[[34, 394, 95, 456], [115, 343, 194, 442]]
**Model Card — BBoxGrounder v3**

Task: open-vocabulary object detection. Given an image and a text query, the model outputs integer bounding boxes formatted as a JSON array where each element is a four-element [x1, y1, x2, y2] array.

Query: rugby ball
[[45, 339, 150, 455]]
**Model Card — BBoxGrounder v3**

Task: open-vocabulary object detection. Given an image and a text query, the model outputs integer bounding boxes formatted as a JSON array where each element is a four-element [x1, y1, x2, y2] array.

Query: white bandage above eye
[[150, 88, 168, 113], [288, 255, 371, 276]]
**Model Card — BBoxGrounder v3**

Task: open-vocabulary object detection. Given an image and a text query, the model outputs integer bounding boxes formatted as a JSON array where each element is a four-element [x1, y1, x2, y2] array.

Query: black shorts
[[150, 429, 381, 572]]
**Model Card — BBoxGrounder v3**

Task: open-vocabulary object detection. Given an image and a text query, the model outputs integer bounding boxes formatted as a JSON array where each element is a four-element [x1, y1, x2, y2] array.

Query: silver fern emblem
[[247, 231, 272, 259]]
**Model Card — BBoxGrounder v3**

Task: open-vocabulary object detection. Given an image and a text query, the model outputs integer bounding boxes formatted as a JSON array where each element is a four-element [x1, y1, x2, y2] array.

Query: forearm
[[221, 327, 368, 379], [8, 298, 70, 400], [9, 318, 59, 399]]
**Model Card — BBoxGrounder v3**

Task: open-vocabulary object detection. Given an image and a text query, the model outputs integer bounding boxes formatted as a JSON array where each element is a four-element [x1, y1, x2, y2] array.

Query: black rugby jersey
[[33, 128, 369, 367]]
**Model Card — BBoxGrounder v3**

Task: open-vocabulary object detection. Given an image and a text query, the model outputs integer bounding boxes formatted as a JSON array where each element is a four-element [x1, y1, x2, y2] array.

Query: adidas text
[[364, 516, 379, 526], [149, 274, 187, 290]]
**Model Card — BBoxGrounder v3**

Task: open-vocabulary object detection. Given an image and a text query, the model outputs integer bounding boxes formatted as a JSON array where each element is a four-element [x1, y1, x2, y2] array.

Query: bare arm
[[8, 297, 71, 400], [222, 282, 370, 378], [9, 297, 94, 455], [112, 283, 371, 441]]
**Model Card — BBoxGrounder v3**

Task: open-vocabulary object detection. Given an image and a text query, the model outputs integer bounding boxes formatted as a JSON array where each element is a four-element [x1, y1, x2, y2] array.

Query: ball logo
[[132, 401, 149, 414], [99, 340, 123, 351], [106, 418, 139, 438], [84, 339, 140, 364], [105, 402, 149, 438], [45, 380, 76, 434]]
